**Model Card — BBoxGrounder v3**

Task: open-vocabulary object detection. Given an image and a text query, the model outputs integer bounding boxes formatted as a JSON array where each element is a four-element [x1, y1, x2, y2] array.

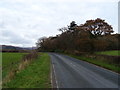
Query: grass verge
[[67, 54, 120, 73], [3, 53, 51, 88]]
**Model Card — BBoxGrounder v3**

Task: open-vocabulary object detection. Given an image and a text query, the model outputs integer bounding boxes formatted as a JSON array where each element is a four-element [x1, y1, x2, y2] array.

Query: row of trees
[[36, 18, 119, 54]]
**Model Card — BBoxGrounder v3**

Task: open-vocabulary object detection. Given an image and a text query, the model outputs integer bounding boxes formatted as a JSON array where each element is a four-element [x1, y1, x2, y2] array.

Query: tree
[[36, 37, 47, 51], [58, 27, 68, 33], [68, 21, 77, 31], [93, 39, 109, 51], [81, 18, 114, 36], [36, 18, 118, 54]]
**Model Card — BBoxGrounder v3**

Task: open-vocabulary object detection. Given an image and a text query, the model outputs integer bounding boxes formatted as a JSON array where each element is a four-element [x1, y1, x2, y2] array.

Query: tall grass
[[3, 53, 51, 88]]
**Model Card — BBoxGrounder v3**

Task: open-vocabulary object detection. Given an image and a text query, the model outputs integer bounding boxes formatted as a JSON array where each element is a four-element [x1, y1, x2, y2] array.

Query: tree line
[[36, 18, 120, 54]]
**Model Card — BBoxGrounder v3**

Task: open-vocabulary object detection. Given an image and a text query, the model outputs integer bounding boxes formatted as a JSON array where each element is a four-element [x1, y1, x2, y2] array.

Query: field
[[2, 52, 51, 88], [96, 50, 120, 56], [2, 53, 27, 79], [2, 53, 27, 68]]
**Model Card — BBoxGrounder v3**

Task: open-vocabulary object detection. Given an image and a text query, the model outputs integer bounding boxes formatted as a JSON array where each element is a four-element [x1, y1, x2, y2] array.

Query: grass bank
[[66, 52, 120, 73], [3, 53, 51, 88]]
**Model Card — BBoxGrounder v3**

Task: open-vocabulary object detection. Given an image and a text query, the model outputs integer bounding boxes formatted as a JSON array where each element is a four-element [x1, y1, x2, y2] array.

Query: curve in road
[[49, 53, 119, 88]]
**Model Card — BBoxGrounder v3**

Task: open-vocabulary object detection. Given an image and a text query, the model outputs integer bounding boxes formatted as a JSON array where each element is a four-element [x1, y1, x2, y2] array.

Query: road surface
[[49, 53, 119, 88]]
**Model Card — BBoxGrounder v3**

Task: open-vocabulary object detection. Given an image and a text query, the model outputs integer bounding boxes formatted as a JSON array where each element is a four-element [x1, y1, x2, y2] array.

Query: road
[[49, 53, 119, 88]]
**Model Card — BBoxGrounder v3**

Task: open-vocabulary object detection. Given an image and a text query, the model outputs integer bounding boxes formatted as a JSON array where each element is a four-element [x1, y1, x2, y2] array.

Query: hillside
[[0, 45, 36, 52]]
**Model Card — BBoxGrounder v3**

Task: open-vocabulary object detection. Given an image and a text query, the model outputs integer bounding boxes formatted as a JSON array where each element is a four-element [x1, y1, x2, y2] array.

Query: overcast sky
[[0, 0, 119, 47]]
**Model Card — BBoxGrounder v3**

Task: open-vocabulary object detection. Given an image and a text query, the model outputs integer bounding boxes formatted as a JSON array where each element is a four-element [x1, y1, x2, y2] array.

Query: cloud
[[118, 1, 120, 33], [1, 29, 33, 46], [0, 0, 118, 47], [6, 0, 118, 3]]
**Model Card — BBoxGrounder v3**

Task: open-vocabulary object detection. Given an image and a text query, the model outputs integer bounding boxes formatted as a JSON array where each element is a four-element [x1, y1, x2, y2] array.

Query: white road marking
[[52, 62, 59, 89], [73, 64, 76, 67], [80, 59, 120, 75], [50, 64, 53, 88]]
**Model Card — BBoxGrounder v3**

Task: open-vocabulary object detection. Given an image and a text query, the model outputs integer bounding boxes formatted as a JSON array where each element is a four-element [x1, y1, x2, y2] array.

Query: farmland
[[2, 52, 51, 88], [2, 53, 27, 68], [2, 53, 27, 79]]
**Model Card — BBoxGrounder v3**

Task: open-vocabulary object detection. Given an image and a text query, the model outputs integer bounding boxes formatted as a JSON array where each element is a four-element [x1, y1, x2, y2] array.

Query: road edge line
[[50, 61, 53, 88], [52, 63, 59, 89], [63, 53, 120, 75], [49, 53, 59, 89]]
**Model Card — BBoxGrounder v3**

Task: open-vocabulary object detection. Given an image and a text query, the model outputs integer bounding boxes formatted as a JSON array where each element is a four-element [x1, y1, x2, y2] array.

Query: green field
[[96, 50, 120, 56], [3, 53, 51, 88], [2, 53, 26, 67], [2, 53, 27, 79]]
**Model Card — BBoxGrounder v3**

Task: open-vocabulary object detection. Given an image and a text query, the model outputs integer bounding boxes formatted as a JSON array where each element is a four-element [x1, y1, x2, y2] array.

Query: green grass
[[3, 53, 51, 88], [2, 52, 27, 67], [68, 54, 120, 73], [96, 50, 120, 56], [2, 52, 27, 79]]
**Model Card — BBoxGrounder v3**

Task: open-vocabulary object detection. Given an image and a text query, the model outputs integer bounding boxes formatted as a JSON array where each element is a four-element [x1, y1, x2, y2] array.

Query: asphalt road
[[49, 53, 119, 88]]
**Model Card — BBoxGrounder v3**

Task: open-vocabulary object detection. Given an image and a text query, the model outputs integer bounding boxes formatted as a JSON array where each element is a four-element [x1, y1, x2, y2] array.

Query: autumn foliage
[[36, 18, 119, 54]]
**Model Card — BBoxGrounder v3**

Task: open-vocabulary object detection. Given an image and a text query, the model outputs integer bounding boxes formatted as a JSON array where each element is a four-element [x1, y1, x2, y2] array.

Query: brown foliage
[[81, 18, 114, 36], [36, 18, 119, 54]]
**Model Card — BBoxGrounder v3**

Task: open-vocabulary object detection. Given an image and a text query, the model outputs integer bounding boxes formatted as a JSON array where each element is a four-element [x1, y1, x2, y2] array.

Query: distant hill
[[0, 45, 37, 52]]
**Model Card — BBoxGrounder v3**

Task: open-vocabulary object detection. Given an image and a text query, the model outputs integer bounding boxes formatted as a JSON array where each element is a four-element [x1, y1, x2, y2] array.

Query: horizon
[[1, 44, 36, 48], [1, 32, 120, 48]]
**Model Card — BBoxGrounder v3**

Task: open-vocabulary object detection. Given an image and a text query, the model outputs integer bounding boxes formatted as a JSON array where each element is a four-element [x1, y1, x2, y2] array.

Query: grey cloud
[[1, 30, 32, 45], [118, 1, 120, 33], [0, 0, 118, 47]]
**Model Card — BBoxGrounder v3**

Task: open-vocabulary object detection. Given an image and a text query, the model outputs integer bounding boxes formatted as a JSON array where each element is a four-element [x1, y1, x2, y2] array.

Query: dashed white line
[[80, 59, 120, 75], [73, 64, 76, 67], [70, 62, 76, 67]]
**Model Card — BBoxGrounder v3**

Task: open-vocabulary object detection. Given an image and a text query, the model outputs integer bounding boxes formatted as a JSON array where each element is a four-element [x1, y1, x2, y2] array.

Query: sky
[[0, 0, 119, 47]]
